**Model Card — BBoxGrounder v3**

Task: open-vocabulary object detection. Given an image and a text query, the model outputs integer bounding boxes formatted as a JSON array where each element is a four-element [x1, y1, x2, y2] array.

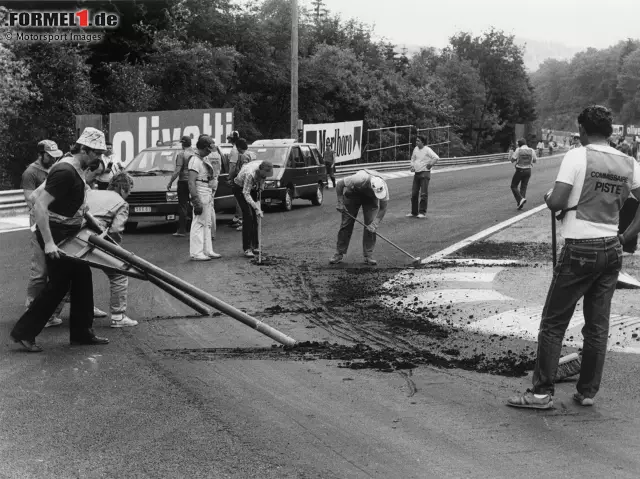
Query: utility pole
[[290, 0, 298, 140]]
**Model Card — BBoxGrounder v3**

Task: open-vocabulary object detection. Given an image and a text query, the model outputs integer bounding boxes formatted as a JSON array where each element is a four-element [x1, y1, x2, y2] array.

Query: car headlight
[[166, 191, 178, 202], [264, 180, 279, 188]]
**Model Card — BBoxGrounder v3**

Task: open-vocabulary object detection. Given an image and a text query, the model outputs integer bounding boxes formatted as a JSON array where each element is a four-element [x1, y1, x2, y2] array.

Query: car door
[[288, 146, 307, 198], [214, 146, 234, 212], [310, 145, 326, 185], [298, 145, 317, 196]]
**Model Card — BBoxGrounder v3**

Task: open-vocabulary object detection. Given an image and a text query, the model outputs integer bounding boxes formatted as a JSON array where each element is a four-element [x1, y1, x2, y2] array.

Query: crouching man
[[330, 169, 389, 266], [86, 172, 138, 327]]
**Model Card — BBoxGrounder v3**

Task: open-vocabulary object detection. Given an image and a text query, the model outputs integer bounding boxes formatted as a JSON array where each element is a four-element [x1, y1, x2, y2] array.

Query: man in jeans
[[510, 138, 537, 210], [406, 136, 438, 218], [507, 105, 640, 409], [167, 135, 194, 237]]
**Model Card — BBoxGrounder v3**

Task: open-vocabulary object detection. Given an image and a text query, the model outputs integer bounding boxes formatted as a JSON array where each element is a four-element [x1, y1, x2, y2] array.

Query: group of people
[[166, 131, 271, 260], [12, 127, 138, 353]]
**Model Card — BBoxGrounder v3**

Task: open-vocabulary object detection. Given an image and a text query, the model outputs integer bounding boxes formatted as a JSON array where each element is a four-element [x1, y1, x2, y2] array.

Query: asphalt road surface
[[2, 156, 640, 478]]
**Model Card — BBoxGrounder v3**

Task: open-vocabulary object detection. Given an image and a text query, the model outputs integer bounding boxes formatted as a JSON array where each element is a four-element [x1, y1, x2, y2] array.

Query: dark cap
[[180, 135, 192, 146], [196, 135, 216, 150]]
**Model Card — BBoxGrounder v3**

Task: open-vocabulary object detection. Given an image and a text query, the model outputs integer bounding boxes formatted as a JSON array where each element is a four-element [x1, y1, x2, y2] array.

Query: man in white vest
[[508, 105, 640, 409], [510, 138, 537, 210]]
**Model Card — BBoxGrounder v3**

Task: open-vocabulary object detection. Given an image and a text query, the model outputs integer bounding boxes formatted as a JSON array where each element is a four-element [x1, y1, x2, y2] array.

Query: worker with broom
[[507, 105, 640, 410], [329, 169, 389, 266]]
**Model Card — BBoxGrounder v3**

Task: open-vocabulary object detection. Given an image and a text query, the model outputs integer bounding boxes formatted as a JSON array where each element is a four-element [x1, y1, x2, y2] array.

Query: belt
[[565, 236, 618, 244], [196, 179, 211, 183]]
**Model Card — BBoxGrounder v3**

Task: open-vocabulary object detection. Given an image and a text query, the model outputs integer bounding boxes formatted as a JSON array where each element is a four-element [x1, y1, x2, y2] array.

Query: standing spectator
[[228, 138, 251, 233], [406, 136, 439, 218], [10, 127, 110, 352], [507, 105, 640, 409], [510, 138, 537, 210], [95, 142, 119, 190], [536, 140, 545, 157], [167, 136, 194, 237], [232, 160, 273, 257], [548, 140, 555, 156], [86, 172, 138, 327], [203, 135, 223, 242], [22, 140, 65, 328], [226, 131, 243, 228], [323, 139, 336, 188], [188, 135, 221, 260], [330, 169, 389, 265]]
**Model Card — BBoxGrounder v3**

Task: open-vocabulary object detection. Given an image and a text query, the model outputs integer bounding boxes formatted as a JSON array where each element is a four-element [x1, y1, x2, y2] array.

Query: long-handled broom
[[551, 209, 582, 381]]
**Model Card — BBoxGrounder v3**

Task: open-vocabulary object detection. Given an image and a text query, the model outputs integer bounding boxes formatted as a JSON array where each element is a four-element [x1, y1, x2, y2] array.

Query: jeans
[[177, 180, 190, 235], [324, 162, 336, 187], [190, 192, 214, 257], [411, 171, 430, 215], [26, 231, 65, 318], [12, 242, 95, 341], [336, 195, 378, 258], [233, 186, 259, 251], [532, 237, 622, 397], [510, 168, 531, 204], [618, 197, 639, 253], [105, 271, 128, 315]]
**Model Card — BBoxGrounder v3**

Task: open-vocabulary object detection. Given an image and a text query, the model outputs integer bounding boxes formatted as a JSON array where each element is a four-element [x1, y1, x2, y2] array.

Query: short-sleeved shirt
[[21, 162, 49, 192], [343, 170, 390, 203], [188, 154, 213, 196], [43, 162, 87, 242], [323, 149, 335, 165], [176, 148, 194, 181], [511, 146, 537, 169], [556, 144, 640, 238]]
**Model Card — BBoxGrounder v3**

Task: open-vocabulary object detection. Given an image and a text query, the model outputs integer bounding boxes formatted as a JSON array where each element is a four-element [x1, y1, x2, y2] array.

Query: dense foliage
[[0, 0, 537, 188]]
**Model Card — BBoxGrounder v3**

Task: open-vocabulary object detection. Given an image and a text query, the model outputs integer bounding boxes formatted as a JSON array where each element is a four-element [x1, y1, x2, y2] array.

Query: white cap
[[370, 176, 388, 200], [77, 127, 107, 151]]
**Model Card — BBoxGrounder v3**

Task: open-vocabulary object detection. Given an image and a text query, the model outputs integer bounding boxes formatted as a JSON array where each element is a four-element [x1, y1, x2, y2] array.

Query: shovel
[[342, 210, 422, 265], [258, 191, 262, 265]]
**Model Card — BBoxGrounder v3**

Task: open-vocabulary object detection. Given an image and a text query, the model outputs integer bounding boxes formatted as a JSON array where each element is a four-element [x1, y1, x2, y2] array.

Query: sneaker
[[518, 198, 527, 210], [110, 314, 138, 328], [572, 392, 594, 407], [363, 257, 378, 266], [236, 225, 243, 231], [417, 214, 426, 219], [10, 333, 43, 352], [190, 255, 212, 261], [207, 252, 222, 259], [44, 316, 63, 328], [244, 250, 255, 258], [93, 307, 108, 318], [329, 253, 344, 264], [231, 216, 240, 224], [405, 213, 416, 217], [172, 232, 186, 237], [506, 389, 553, 409]]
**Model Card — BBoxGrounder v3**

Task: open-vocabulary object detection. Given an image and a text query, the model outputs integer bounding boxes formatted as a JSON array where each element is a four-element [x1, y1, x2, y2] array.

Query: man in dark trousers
[[323, 139, 336, 188], [510, 138, 537, 210], [617, 139, 639, 255], [11, 127, 110, 352], [167, 135, 194, 237], [507, 105, 640, 409]]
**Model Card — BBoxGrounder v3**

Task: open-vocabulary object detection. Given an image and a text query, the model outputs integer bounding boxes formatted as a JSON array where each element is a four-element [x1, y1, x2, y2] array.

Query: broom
[[550, 209, 582, 381]]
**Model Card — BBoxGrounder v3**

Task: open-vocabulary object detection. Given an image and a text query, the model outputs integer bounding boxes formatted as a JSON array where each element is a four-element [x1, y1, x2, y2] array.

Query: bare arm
[[375, 199, 388, 223], [188, 169, 199, 205], [620, 187, 640, 243], [33, 190, 58, 258], [167, 153, 184, 189], [544, 182, 573, 212]]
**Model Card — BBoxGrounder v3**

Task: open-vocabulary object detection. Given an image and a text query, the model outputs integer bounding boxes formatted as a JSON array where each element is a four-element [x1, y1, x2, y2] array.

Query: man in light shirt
[[406, 136, 439, 218], [507, 105, 640, 410], [510, 138, 538, 210]]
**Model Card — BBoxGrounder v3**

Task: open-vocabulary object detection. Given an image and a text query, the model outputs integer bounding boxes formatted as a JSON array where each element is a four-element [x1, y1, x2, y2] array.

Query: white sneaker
[[93, 307, 108, 318], [405, 213, 416, 217], [110, 314, 138, 328], [207, 252, 222, 259], [44, 316, 63, 328], [244, 250, 255, 258], [417, 214, 426, 218], [190, 255, 212, 261]]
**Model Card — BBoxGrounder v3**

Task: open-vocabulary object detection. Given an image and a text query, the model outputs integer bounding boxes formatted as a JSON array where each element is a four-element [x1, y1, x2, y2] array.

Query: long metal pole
[[87, 235, 297, 347], [290, 0, 298, 139], [551, 211, 557, 267], [146, 274, 212, 316]]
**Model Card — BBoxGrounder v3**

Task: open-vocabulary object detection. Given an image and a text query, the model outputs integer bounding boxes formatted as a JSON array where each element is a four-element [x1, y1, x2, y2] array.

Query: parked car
[[248, 139, 326, 211], [123, 141, 234, 229]]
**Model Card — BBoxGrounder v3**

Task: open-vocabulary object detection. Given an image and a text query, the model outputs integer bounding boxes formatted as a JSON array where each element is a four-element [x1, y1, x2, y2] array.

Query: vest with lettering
[[574, 146, 634, 226], [514, 147, 535, 168]]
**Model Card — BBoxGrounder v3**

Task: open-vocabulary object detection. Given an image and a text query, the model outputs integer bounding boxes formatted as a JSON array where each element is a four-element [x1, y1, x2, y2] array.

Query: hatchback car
[[248, 139, 327, 211], [123, 141, 234, 229]]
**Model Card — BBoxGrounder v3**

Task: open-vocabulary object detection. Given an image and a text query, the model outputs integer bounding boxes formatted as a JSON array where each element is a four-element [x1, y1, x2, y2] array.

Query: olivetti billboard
[[303, 120, 363, 163], [110, 108, 234, 164]]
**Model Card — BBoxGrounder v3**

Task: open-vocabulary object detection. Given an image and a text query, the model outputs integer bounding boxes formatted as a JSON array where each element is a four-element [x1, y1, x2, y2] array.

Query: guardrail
[[0, 153, 510, 217]]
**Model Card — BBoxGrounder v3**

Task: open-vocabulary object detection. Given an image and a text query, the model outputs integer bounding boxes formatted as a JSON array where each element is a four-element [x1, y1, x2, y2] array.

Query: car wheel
[[125, 222, 138, 232], [311, 183, 324, 206], [282, 188, 293, 211]]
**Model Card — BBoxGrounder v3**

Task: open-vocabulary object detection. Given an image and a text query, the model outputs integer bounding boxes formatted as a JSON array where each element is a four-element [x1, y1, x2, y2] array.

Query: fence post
[[394, 125, 397, 161]]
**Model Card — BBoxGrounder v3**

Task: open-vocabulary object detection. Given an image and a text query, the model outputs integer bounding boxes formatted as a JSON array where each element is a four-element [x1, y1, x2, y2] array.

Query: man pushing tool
[[329, 169, 389, 266]]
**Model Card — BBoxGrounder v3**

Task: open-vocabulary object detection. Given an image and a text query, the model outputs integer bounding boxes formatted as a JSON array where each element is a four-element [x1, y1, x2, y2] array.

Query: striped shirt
[[234, 161, 264, 210]]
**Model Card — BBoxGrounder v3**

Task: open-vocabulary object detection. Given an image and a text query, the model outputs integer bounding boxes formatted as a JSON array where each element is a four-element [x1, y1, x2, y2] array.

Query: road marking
[[391, 288, 513, 307], [0, 216, 29, 234]]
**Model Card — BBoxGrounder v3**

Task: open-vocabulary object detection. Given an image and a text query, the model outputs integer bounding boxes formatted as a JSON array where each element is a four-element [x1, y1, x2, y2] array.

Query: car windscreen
[[125, 149, 178, 175], [247, 146, 288, 167]]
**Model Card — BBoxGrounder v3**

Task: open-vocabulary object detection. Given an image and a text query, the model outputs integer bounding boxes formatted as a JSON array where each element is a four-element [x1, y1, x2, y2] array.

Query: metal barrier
[[0, 153, 509, 217]]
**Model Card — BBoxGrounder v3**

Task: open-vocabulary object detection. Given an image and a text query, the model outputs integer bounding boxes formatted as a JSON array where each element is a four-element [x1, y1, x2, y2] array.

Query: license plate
[[166, 215, 176, 220], [134, 206, 152, 213], [263, 198, 271, 204]]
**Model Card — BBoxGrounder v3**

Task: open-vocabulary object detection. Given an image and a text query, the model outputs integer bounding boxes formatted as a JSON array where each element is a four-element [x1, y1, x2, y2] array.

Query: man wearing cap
[[330, 169, 389, 265], [570, 134, 582, 149], [95, 142, 120, 190], [167, 135, 194, 237], [187, 135, 222, 260], [11, 127, 110, 352], [22, 140, 65, 328]]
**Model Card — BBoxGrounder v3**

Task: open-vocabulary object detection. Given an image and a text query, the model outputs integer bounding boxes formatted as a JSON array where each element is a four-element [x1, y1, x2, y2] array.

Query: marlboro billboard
[[303, 120, 363, 163], [110, 108, 234, 165]]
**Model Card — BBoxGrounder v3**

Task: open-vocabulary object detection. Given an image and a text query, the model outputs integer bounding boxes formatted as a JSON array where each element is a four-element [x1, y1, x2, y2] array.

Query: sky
[[314, 0, 640, 51]]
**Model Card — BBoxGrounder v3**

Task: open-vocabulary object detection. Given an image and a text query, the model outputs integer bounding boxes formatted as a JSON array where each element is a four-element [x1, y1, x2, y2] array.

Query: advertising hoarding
[[303, 120, 363, 163]]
